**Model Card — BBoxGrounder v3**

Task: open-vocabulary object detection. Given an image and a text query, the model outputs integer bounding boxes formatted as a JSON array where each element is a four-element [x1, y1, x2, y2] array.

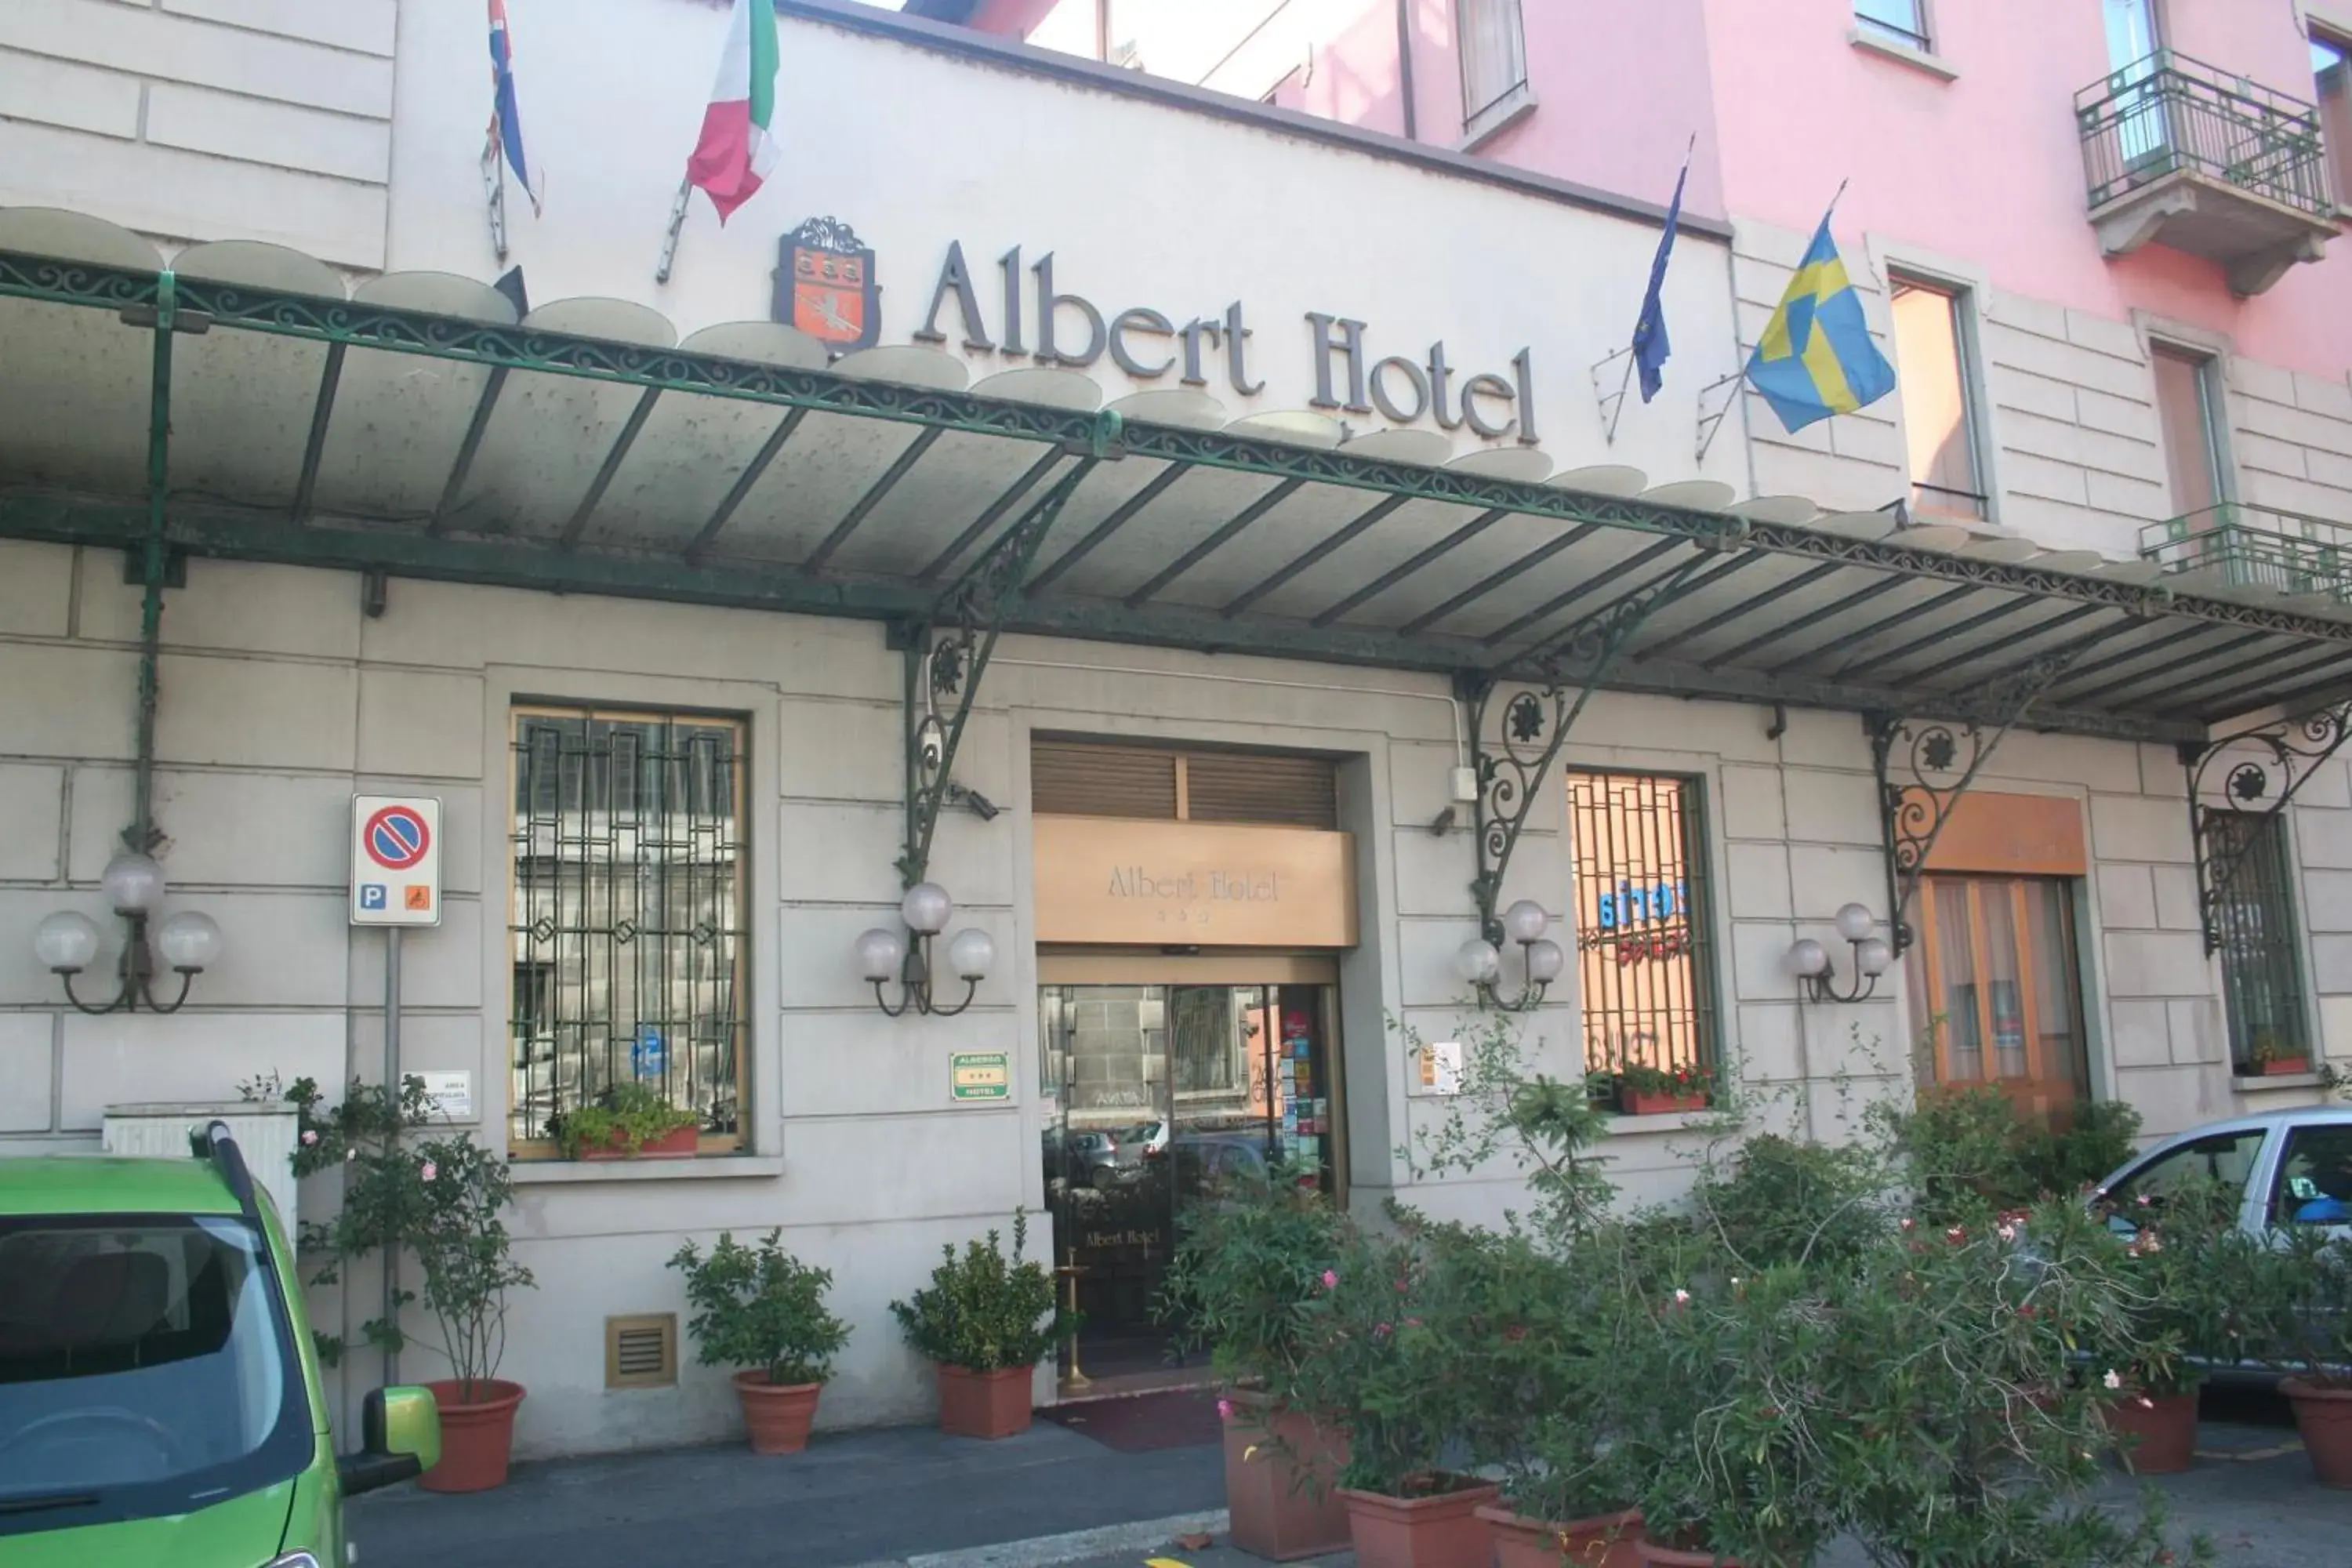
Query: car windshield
[[0, 1213, 309, 1530]]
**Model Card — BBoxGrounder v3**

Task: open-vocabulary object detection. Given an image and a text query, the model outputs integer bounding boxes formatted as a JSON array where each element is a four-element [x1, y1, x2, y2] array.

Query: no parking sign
[[351, 796, 442, 927]]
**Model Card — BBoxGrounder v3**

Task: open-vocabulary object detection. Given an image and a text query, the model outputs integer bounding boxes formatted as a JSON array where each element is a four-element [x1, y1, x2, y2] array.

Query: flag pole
[[481, 123, 510, 263], [655, 177, 692, 285], [1606, 353, 1638, 444]]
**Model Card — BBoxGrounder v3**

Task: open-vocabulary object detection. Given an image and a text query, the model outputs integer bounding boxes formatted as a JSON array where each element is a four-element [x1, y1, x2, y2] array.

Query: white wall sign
[[1417, 1040, 1465, 1097], [349, 795, 443, 927], [415, 1069, 473, 1123]]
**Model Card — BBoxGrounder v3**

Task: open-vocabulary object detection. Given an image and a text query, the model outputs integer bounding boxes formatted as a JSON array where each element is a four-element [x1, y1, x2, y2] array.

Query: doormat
[[1043, 1388, 1225, 1453]]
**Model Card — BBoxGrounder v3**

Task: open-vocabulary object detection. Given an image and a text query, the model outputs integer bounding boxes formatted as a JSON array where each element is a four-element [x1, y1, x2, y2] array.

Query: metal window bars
[[1566, 771, 1719, 1084], [2078, 50, 2334, 220], [509, 707, 749, 1152], [2204, 812, 2313, 1071]]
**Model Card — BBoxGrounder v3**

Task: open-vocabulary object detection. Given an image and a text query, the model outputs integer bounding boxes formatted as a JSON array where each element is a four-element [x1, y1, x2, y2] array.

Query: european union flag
[[1632, 158, 1688, 404], [1747, 212, 1895, 433]]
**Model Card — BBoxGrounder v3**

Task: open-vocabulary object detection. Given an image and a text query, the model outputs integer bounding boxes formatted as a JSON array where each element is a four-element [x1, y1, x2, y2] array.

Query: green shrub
[[1159, 1157, 1345, 1389], [1691, 1133, 1892, 1273], [669, 1229, 850, 1385], [2024, 1098, 2143, 1198], [1874, 1088, 2144, 1224], [891, 1210, 1068, 1374], [551, 1080, 702, 1159]]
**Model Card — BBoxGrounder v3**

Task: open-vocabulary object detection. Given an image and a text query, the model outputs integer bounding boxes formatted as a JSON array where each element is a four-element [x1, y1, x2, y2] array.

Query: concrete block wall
[[1727, 220, 2352, 559], [0, 0, 396, 267]]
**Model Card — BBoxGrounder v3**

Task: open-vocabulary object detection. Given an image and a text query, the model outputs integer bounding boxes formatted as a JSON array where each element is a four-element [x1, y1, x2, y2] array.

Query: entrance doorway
[[1038, 956, 1343, 1395]]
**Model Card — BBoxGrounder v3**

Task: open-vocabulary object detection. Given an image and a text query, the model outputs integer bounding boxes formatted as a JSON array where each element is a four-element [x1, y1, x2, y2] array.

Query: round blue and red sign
[[363, 805, 432, 871]]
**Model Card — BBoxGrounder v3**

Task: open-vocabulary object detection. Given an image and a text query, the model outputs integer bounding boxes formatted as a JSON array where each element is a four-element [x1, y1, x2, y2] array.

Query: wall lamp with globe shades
[[1787, 902, 1893, 1004], [1453, 898, 1567, 1012], [855, 882, 996, 1018], [31, 851, 223, 1014]]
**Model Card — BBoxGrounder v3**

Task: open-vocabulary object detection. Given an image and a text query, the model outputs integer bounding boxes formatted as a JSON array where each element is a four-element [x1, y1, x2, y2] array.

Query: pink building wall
[[1697, 0, 2352, 379]]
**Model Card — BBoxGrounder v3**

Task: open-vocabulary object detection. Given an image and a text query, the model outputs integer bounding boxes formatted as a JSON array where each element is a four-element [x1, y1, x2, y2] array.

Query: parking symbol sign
[[360, 884, 389, 911]]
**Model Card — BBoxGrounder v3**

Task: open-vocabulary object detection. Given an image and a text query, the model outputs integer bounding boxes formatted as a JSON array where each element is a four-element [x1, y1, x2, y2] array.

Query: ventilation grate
[[605, 1313, 677, 1389]]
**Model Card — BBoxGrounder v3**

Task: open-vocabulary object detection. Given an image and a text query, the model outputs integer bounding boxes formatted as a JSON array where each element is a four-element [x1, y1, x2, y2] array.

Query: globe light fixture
[[1788, 904, 1890, 1004], [31, 851, 223, 1014], [1456, 899, 1566, 1012], [855, 880, 993, 1018]]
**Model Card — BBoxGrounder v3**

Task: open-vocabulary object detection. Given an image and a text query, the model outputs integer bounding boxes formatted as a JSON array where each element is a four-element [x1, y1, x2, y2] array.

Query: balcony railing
[[2078, 51, 2334, 218], [2139, 503, 2352, 603], [2077, 53, 2337, 294]]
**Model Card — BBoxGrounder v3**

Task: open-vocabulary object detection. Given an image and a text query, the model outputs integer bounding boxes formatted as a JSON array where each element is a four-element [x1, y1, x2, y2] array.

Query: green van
[[0, 1121, 439, 1566]]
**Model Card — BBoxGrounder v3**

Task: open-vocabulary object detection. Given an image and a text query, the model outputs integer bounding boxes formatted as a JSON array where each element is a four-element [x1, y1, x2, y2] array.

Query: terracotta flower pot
[[580, 1123, 699, 1160], [733, 1371, 822, 1454], [1617, 1090, 1707, 1116], [2282, 1377, 2352, 1488], [2259, 1057, 2311, 1076], [937, 1363, 1032, 1439], [1338, 1475, 1501, 1568], [417, 1378, 525, 1493], [1479, 1504, 1645, 1568], [2103, 1388, 2198, 1474], [1221, 1392, 1351, 1560]]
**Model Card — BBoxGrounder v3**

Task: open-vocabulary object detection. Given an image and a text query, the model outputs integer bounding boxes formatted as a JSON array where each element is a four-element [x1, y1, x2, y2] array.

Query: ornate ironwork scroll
[[2183, 699, 2352, 954], [1869, 649, 2083, 954], [898, 451, 1104, 889], [1466, 557, 1711, 946]]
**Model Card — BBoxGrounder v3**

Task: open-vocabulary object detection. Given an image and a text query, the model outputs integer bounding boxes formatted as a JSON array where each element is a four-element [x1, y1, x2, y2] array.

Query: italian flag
[[685, 0, 779, 223]]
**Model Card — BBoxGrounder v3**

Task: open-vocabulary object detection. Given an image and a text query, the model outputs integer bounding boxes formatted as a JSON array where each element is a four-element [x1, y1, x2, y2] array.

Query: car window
[[2105, 1129, 2266, 1215], [2270, 1124, 2352, 1226]]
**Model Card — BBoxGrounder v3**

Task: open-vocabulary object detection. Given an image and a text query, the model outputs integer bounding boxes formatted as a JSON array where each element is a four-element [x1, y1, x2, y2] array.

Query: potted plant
[[2248, 1033, 2311, 1076], [891, 1210, 1068, 1439], [670, 1229, 851, 1454], [407, 1133, 537, 1493], [2088, 1177, 2251, 1475], [1161, 1158, 1353, 1560], [1288, 1213, 1496, 1568], [552, 1080, 702, 1160], [2252, 1219, 2352, 1486], [1610, 1062, 1711, 1116]]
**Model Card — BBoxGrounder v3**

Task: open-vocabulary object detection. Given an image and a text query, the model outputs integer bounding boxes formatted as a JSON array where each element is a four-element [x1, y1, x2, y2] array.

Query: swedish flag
[[1747, 212, 1895, 433]]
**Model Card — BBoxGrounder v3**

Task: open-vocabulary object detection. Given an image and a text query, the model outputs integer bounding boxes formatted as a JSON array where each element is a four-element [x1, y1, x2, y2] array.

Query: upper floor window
[[2317, 32, 2352, 208], [2150, 342, 2229, 518], [1457, 0, 1530, 141], [1889, 274, 1990, 521], [1856, 0, 1932, 53]]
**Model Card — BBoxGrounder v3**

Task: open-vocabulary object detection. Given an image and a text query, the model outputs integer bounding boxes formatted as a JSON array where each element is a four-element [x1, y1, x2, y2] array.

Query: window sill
[[1460, 85, 1537, 154], [2234, 1071, 2326, 1093], [1847, 27, 1959, 82], [1604, 1109, 1717, 1136], [510, 1154, 785, 1185]]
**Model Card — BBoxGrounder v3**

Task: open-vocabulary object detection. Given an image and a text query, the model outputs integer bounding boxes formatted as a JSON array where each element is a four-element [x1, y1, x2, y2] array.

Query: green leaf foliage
[[890, 1210, 1069, 1374], [669, 1229, 850, 1385]]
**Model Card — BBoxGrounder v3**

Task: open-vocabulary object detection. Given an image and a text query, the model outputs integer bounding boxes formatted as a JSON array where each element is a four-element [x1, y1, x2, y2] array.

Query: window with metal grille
[[2209, 813, 2311, 1071], [1030, 739, 1338, 829], [510, 706, 749, 1156], [1456, 0, 1529, 138], [1566, 771, 1719, 1082]]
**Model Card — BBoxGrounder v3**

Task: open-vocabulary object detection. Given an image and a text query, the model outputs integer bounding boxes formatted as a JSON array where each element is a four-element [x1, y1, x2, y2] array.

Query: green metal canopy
[[4, 216, 2349, 750]]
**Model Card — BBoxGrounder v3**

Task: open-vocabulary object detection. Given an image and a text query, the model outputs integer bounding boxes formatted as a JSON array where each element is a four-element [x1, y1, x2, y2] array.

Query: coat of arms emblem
[[773, 216, 880, 354]]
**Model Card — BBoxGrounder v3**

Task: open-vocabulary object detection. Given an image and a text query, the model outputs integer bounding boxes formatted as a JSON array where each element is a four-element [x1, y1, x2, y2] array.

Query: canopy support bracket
[[896, 448, 1103, 891], [1465, 556, 1711, 946], [1868, 648, 2084, 955], [2181, 700, 2352, 955]]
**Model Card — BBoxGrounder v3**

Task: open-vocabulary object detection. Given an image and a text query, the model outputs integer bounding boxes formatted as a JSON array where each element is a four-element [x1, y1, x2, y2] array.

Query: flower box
[[580, 1123, 700, 1160], [1616, 1089, 1708, 1116], [2256, 1056, 2312, 1076]]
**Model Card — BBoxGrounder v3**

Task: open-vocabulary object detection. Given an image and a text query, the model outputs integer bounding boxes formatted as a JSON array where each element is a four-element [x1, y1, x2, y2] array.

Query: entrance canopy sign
[[1032, 817, 1358, 947]]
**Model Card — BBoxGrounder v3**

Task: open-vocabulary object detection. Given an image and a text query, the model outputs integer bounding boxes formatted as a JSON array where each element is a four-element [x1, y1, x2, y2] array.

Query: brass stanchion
[[1056, 1248, 1091, 1392]]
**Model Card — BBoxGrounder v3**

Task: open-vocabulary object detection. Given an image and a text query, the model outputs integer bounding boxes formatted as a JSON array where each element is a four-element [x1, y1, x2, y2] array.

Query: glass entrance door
[[1040, 982, 1339, 1387]]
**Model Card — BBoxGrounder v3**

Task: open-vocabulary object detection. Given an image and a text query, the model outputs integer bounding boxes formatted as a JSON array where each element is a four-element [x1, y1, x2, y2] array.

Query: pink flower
[[1374, 1323, 1393, 1338], [2103, 1370, 2123, 1391], [1217, 1399, 1235, 1421], [1321, 1269, 1338, 1290], [1671, 1288, 1690, 1308], [419, 1160, 437, 1183], [1900, 1218, 1915, 1232], [1997, 1223, 2017, 1243], [300, 1130, 318, 1146], [1404, 1317, 1422, 1329]]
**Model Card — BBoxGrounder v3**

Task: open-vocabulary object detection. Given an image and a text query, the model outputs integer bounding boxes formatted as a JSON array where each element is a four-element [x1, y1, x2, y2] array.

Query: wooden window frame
[[1908, 874, 2089, 1108]]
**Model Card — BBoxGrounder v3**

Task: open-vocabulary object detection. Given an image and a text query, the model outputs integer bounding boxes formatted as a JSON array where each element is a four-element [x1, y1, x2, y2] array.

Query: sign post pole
[[349, 794, 442, 1392]]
